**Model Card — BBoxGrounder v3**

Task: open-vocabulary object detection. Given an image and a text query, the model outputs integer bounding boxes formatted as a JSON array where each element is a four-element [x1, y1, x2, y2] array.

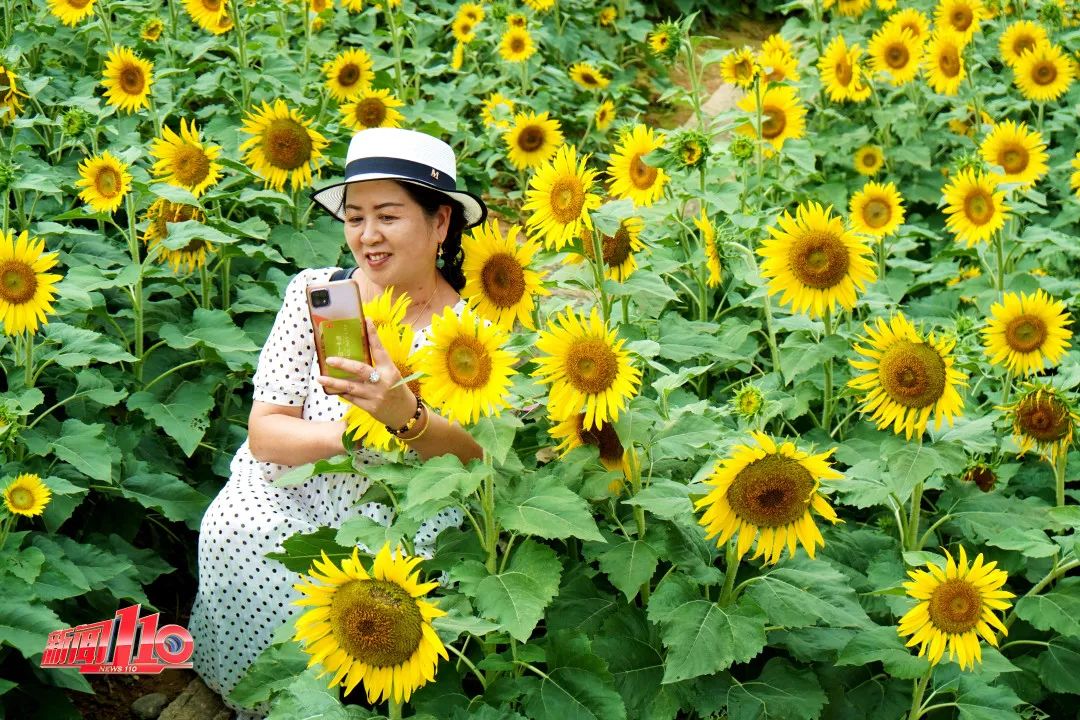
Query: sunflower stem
[[1054, 449, 1067, 508], [1003, 558, 1080, 632], [22, 330, 34, 389], [822, 308, 834, 432], [388, 700, 403, 720], [1036, 102, 1044, 136], [994, 228, 1005, 292], [385, 6, 407, 101], [683, 36, 705, 132], [905, 481, 924, 551], [125, 192, 144, 383], [95, 0, 114, 53], [228, 0, 251, 110], [220, 254, 231, 311], [753, 75, 764, 200], [719, 542, 740, 606], [907, 669, 933, 720], [590, 227, 611, 324]]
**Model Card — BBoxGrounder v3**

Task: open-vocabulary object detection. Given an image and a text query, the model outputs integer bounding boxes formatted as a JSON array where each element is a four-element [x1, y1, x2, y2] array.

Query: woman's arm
[[248, 401, 348, 465], [397, 402, 484, 464]]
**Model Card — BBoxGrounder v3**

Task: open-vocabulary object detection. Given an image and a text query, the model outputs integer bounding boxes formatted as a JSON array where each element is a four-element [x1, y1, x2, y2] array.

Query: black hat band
[[344, 157, 457, 192]]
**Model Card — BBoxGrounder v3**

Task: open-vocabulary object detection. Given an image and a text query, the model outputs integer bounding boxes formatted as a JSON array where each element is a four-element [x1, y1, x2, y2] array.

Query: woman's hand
[[317, 318, 417, 429]]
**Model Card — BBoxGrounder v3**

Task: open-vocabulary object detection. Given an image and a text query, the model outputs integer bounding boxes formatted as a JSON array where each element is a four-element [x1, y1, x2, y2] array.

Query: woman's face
[[342, 180, 450, 290]]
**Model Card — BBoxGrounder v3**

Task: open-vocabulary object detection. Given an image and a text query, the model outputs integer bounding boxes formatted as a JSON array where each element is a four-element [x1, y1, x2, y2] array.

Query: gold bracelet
[[400, 403, 432, 443]]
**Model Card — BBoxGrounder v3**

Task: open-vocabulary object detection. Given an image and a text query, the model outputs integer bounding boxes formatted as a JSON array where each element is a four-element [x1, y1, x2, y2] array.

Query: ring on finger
[[368, 369, 381, 384]]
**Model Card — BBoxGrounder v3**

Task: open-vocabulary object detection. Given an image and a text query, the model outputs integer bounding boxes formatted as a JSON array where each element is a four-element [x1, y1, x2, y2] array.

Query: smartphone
[[306, 279, 371, 391]]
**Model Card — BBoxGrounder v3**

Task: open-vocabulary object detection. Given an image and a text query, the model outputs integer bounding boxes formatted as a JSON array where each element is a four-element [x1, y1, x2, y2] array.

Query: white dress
[[189, 267, 464, 719]]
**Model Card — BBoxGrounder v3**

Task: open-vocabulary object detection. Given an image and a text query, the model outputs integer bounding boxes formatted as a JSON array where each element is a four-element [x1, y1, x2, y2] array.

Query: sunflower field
[[3, 0, 1080, 717]]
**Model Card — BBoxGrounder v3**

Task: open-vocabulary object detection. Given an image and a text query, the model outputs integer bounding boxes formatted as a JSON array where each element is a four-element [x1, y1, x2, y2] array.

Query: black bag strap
[[329, 267, 358, 282]]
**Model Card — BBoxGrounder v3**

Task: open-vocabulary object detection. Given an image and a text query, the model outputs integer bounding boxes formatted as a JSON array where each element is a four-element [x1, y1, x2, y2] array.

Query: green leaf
[[836, 625, 931, 679], [592, 609, 665, 716], [474, 540, 562, 642], [120, 472, 212, 528], [27, 536, 91, 602], [148, 184, 201, 207], [34, 535, 133, 590], [40, 323, 136, 367], [400, 455, 488, 518], [496, 475, 604, 542], [230, 641, 311, 708], [651, 411, 721, 461], [73, 369, 128, 406], [0, 545, 45, 584], [1039, 636, 1080, 694], [270, 217, 344, 269], [647, 574, 767, 683], [159, 308, 260, 352], [954, 676, 1024, 720], [1013, 577, 1080, 639], [595, 538, 659, 601], [745, 557, 873, 629], [265, 669, 374, 720], [779, 332, 847, 387], [469, 412, 524, 466], [273, 455, 357, 487], [886, 443, 946, 500], [50, 419, 113, 481], [103, 534, 174, 585], [0, 601, 64, 658], [127, 377, 217, 456], [621, 480, 693, 520], [265, 527, 352, 574], [521, 630, 627, 720], [725, 658, 827, 720], [985, 527, 1059, 558]]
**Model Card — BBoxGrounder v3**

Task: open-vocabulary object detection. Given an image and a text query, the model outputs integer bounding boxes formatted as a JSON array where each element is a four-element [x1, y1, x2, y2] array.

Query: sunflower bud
[[1039, 2, 1063, 28], [61, 108, 91, 136], [670, 130, 711, 170], [961, 463, 997, 492], [140, 17, 165, 42], [0, 159, 17, 192], [952, 151, 985, 176], [730, 135, 755, 161], [732, 385, 765, 419], [648, 20, 682, 61]]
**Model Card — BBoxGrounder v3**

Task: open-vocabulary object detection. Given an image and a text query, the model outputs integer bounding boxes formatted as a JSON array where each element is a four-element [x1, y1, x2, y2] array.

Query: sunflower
[[979, 120, 1047, 188], [868, 24, 923, 86], [818, 36, 872, 102], [758, 201, 877, 318], [0, 230, 62, 337], [566, 216, 647, 283], [924, 31, 966, 95], [982, 290, 1072, 376], [672, 130, 708, 169], [3, 473, 52, 517], [533, 305, 642, 430], [322, 49, 374, 102], [1013, 42, 1075, 103], [736, 85, 807, 155], [695, 432, 842, 565], [523, 144, 602, 251], [1001, 384, 1078, 462], [594, 100, 615, 131], [523, 0, 554, 10], [935, 0, 985, 45], [759, 36, 800, 83], [550, 414, 631, 491], [941, 168, 1009, 247], [415, 306, 516, 425], [240, 99, 328, 192], [101, 46, 154, 113], [886, 8, 931, 42], [849, 312, 967, 440], [150, 119, 223, 198], [506, 13, 527, 28], [877, 0, 897, 9], [458, 1, 484, 22], [598, 6, 617, 26], [854, 145, 884, 176], [499, 27, 536, 63], [999, 20, 1048, 67], [720, 48, 759, 88], [898, 546, 1013, 670], [48, 0, 96, 25], [1072, 152, 1080, 197], [849, 181, 905, 237], [569, 62, 610, 91], [76, 150, 132, 214], [293, 545, 448, 704], [479, 92, 515, 130], [140, 17, 165, 41], [648, 28, 671, 55], [183, 0, 229, 34], [142, 198, 214, 273], [0, 65, 28, 125], [606, 124, 669, 207], [363, 286, 411, 329], [461, 221, 549, 330], [695, 210, 722, 288], [504, 111, 563, 171], [826, 0, 872, 16], [343, 324, 422, 451], [342, 0, 363, 11], [451, 15, 477, 44], [340, 88, 405, 131]]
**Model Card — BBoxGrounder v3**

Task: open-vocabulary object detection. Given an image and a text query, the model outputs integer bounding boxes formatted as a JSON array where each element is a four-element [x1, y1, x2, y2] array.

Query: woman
[[189, 128, 488, 719]]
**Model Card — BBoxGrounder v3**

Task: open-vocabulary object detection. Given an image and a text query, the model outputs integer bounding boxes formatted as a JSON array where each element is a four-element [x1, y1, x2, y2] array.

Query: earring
[[435, 243, 445, 269]]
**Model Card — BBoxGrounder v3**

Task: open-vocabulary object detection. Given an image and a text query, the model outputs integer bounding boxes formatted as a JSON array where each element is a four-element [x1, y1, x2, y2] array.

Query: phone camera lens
[[312, 290, 330, 308]]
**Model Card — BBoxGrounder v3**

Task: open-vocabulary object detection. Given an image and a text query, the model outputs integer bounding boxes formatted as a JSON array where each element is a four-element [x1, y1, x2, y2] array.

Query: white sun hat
[[309, 127, 488, 228]]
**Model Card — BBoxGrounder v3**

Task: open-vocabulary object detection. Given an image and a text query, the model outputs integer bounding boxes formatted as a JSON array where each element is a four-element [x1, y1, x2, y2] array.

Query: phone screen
[[316, 316, 367, 379]]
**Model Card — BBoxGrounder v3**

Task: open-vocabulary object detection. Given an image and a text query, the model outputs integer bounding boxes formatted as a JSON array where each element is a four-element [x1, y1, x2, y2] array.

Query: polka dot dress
[[189, 267, 465, 719]]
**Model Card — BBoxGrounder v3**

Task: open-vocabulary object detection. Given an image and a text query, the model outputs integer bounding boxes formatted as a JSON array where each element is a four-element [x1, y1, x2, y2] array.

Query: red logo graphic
[[40, 604, 194, 674]]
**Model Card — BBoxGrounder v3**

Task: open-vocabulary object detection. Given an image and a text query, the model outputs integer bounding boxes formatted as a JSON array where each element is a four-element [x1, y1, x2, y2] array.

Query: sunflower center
[[263, 118, 313, 170], [950, 8, 973, 31], [95, 167, 122, 197], [517, 125, 545, 152], [760, 107, 787, 140], [1033, 61, 1056, 85], [735, 59, 754, 81], [726, 454, 815, 528], [862, 199, 892, 229], [0, 261, 37, 305], [860, 151, 879, 169], [119, 65, 145, 95], [338, 63, 361, 87], [181, 238, 209, 254], [835, 59, 853, 86], [885, 43, 910, 69], [878, 340, 947, 409], [445, 336, 493, 389], [565, 338, 618, 394], [789, 231, 850, 289], [963, 189, 994, 224], [510, 36, 525, 53], [549, 177, 585, 223], [66, 0, 93, 7], [329, 579, 423, 669], [629, 154, 658, 190], [1012, 36, 1035, 57], [682, 143, 701, 165], [576, 414, 624, 464], [587, 224, 633, 267], [8, 487, 36, 511], [355, 98, 388, 128], [581, 72, 597, 86], [171, 145, 211, 187], [1017, 395, 1070, 442], [201, 0, 222, 10], [939, 47, 961, 77], [400, 363, 422, 397], [480, 253, 526, 308], [998, 145, 1028, 174], [928, 579, 981, 634]]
